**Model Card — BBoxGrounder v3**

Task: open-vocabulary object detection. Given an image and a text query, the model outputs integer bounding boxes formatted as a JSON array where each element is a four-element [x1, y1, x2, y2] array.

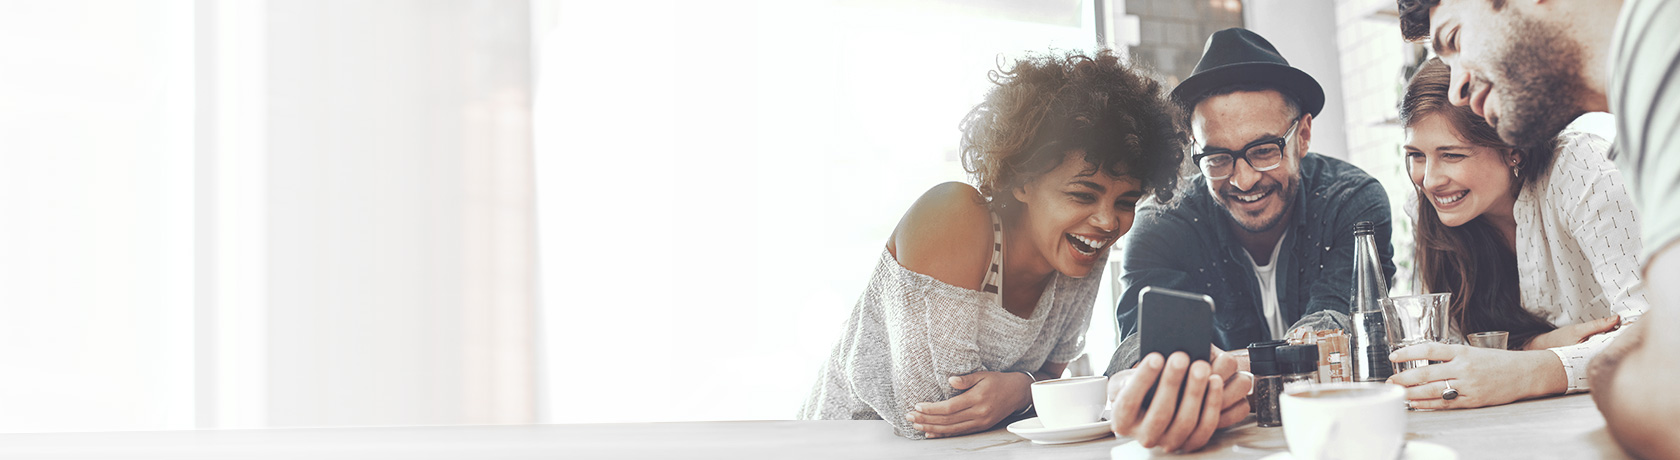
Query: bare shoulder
[[889, 182, 994, 291]]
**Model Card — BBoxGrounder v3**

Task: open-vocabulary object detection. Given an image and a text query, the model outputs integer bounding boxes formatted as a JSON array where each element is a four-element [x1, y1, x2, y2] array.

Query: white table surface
[[0, 394, 1627, 459]]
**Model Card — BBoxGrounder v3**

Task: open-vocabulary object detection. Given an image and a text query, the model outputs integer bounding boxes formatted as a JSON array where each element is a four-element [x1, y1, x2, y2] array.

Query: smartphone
[[1136, 286, 1215, 409]]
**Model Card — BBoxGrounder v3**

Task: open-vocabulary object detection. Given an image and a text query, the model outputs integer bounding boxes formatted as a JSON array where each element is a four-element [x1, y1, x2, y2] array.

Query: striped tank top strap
[[981, 211, 1004, 294]]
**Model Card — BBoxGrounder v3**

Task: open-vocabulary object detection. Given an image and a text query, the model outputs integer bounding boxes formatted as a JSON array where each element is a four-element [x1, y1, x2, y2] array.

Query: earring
[[1511, 165, 1520, 178]]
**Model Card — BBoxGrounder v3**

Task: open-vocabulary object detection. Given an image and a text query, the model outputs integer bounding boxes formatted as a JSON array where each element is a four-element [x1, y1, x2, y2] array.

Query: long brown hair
[[1400, 58, 1553, 348]]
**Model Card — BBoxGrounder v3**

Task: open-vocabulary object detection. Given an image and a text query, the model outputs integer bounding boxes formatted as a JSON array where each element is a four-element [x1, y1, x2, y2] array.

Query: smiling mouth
[[1435, 190, 1468, 205], [1230, 189, 1270, 203], [1066, 233, 1109, 255]]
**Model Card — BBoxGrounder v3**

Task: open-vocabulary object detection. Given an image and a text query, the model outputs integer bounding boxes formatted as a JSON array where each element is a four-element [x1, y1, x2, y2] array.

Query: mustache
[[1219, 183, 1277, 197]]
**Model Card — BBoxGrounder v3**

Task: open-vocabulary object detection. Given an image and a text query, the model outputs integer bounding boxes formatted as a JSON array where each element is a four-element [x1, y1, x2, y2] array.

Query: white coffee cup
[[1029, 376, 1107, 429], [1280, 382, 1406, 460]]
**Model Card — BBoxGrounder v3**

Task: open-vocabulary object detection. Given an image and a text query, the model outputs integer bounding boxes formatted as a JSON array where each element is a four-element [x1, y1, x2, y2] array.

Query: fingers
[[1181, 374, 1225, 453], [1217, 396, 1251, 428], [1578, 316, 1622, 339], [1540, 317, 1620, 349], [1387, 362, 1455, 388], [947, 373, 981, 391], [1112, 353, 1165, 437], [915, 416, 990, 438], [1388, 342, 1462, 365], [1108, 370, 1132, 402], [1221, 371, 1253, 410], [1411, 392, 1491, 411], [1210, 347, 1238, 382], [1158, 360, 1212, 453], [1136, 352, 1192, 448], [913, 392, 977, 416], [1400, 380, 1457, 401], [1406, 395, 1480, 411], [905, 405, 978, 426]]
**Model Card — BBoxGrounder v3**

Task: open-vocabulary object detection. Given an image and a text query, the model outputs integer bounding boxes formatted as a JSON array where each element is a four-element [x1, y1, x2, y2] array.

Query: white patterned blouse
[[1512, 119, 1650, 393]]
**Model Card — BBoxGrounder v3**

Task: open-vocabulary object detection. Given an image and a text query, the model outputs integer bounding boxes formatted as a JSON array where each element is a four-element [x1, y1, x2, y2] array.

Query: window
[[533, 0, 1111, 422]]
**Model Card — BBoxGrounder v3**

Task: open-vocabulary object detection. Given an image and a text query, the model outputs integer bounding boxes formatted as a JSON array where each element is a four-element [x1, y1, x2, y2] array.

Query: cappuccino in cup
[[1280, 382, 1406, 460]]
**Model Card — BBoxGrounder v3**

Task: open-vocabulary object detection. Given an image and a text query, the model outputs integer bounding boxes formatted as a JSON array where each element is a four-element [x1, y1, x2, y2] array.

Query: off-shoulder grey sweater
[[798, 239, 1103, 439]]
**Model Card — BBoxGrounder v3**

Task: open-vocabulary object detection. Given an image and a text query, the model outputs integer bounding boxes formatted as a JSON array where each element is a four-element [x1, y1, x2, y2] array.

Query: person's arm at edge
[[1591, 244, 1680, 460]]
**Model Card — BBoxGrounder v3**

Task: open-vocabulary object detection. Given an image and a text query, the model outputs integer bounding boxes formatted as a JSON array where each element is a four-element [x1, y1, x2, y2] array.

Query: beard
[[1223, 175, 1299, 234], [1487, 13, 1592, 155]]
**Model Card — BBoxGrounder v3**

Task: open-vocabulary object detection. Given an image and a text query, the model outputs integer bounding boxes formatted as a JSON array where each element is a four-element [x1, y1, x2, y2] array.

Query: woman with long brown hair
[[1387, 58, 1648, 409]]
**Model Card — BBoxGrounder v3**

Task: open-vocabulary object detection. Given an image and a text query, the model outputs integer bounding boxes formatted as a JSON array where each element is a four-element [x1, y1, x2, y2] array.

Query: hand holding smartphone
[[1136, 286, 1215, 408]]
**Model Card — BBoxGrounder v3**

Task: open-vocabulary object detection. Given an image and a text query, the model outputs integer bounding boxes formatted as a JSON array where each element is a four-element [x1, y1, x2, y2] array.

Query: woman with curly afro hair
[[799, 49, 1187, 439]]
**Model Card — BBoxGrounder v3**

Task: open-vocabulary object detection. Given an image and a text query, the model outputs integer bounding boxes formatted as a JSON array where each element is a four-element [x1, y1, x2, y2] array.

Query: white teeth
[[1436, 191, 1468, 204], [1235, 191, 1266, 202], [1069, 234, 1108, 254], [1071, 234, 1107, 249]]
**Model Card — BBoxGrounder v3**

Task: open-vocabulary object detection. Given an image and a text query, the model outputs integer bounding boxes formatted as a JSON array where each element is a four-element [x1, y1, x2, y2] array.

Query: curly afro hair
[[959, 49, 1187, 209]]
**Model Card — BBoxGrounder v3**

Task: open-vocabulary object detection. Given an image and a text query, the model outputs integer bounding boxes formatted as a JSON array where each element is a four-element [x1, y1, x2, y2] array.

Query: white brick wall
[[1331, 0, 1419, 293]]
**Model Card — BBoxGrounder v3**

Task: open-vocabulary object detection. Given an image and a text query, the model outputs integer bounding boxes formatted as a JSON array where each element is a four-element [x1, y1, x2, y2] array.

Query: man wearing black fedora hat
[[1104, 28, 1396, 452]]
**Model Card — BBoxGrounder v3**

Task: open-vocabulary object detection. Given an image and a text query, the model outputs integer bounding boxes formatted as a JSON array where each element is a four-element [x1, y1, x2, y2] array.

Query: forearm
[[1106, 333, 1143, 376], [1523, 350, 1570, 398], [1543, 324, 1629, 393], [856, 291, 986, 437], [1289, 308, 1351, 333]]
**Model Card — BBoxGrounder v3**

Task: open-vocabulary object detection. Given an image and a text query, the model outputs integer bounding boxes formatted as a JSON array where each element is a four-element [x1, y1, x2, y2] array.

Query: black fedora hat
[[1171, 28, 1325, 117]]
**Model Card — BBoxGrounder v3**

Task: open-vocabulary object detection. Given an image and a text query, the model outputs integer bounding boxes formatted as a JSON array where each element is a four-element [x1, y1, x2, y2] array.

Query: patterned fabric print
[[982, 212, 1003, 294], [1512, 123, 1650, 393]]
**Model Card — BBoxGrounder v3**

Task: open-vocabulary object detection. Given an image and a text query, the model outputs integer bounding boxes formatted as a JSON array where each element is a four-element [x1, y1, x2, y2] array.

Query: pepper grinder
[[1279, 344, 1322, 395], [1247, 340, 1287, 427]]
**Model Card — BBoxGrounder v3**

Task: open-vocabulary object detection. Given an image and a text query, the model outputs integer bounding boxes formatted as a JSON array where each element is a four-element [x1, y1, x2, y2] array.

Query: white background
[[0, 0, 1481, 431]]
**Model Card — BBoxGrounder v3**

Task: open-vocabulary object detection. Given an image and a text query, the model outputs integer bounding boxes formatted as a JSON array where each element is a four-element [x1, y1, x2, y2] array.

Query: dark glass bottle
[[1350, 221, 1393, 382]]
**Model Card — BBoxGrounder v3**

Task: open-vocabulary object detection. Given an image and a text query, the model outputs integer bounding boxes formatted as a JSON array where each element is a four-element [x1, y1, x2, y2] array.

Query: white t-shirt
[[1245, 231, 1290, 340]]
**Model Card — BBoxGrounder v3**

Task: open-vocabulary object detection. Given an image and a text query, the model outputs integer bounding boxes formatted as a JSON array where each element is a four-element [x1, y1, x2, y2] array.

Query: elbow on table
[[1588, 320, 1680, 459]]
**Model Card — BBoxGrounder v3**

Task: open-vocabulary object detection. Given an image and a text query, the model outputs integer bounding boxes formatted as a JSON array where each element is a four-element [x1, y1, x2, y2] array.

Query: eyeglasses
[[1192, 119, 1300, 181]]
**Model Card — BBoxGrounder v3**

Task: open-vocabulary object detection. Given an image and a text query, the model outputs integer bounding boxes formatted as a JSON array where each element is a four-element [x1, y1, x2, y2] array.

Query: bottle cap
[[1248, 340, 1287, 362], [1248, 340, 1288, 376], [1353, 221, 1375, 236], [1278, 344, 1321, 374]]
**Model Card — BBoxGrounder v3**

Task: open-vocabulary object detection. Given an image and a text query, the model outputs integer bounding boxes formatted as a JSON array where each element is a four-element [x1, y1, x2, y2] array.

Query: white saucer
[[1256, 441, 1457, 460], [1006, 417, 1114, 445]]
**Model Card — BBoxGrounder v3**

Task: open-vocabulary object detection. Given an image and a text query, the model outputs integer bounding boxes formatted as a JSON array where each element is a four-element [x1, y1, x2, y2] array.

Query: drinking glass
[[1382, 293, 1451, 373], [1467, 331, 1509, 349]]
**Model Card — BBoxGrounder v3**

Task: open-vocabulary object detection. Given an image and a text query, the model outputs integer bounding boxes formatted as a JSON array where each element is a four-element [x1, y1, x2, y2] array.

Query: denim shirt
[[1112, 153, 1395, 355]]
